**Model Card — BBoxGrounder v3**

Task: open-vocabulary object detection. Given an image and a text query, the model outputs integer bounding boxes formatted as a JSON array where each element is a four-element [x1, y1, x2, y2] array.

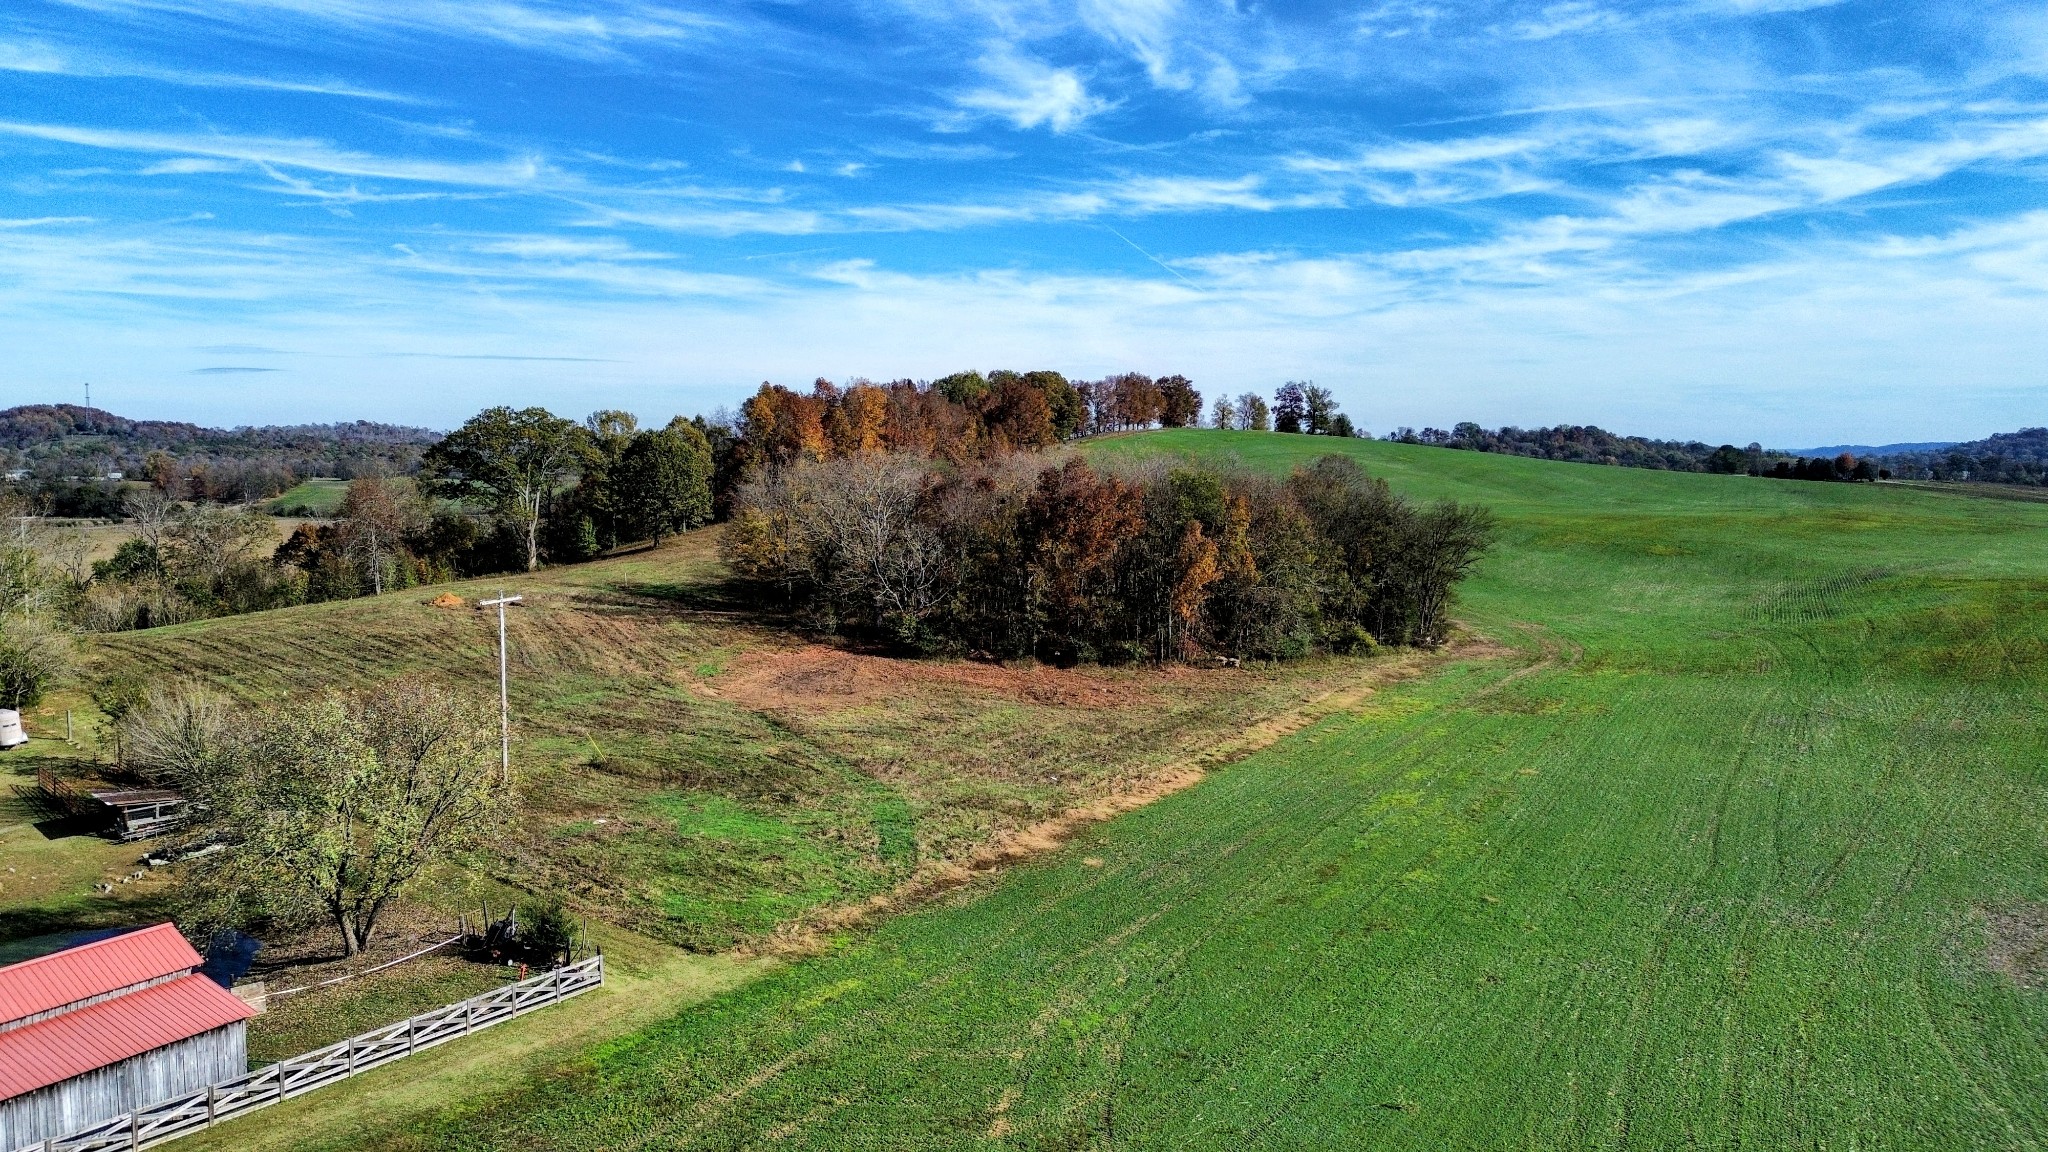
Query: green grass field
[[266, 477, 352, 517], [323, 430, 2048, 1150]]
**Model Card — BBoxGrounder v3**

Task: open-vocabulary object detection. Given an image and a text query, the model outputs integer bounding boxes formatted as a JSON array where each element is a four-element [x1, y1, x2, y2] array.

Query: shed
[[87, 789, 187, 841], [0, 924, 255, 1150]]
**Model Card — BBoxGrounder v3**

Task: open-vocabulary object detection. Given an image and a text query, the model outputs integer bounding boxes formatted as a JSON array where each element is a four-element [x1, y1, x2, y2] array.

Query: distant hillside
[[1872, 428, 2048, 485], [1, 404, 440, 478], [0, 404, 442, 511], [1778, 441, 1957, 456]]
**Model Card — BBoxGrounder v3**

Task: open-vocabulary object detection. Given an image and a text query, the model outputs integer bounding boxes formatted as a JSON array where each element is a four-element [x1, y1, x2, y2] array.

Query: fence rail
[[12, 954, 603, 1152]]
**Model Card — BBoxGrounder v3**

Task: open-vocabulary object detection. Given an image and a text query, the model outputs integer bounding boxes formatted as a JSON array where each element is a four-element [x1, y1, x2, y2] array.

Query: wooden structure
[[7, 954, 603, 1152], [84, 792, 186, 842], [0, 926, 255, 1151]]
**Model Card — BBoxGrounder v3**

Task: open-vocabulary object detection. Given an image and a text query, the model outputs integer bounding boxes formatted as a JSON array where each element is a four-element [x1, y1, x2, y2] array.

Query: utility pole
[[477, 592, 522, 780]]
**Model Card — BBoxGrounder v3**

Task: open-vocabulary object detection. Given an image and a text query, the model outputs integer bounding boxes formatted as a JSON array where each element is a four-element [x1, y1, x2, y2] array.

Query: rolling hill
[[143, 429, 2048, 1151]]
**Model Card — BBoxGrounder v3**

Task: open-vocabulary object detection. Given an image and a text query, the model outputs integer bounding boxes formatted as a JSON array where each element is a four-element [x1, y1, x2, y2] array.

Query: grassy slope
[[8, 490, 1404, 1147], [353, 430, 2048, 1150]]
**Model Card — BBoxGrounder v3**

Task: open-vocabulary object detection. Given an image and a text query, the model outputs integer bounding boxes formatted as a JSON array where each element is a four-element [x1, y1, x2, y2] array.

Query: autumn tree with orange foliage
[[724, 451, 1490, 663], [721, 369, 1186, 502]]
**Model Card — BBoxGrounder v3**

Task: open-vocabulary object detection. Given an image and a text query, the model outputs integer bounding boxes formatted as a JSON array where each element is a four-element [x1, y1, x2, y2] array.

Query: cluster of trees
[[1213, 381, 1354, 437], [725, 453, 1492, 662], [1765, 454, 1881, 482], [726, 373, 1356, 478], [1391, 423, 1779, 473], [117, 677, 514, 956], [727, 371, 1168, 473], [0, 404, 723, 644], [421, 407, 714, 571], [0, 509, 76, 710]]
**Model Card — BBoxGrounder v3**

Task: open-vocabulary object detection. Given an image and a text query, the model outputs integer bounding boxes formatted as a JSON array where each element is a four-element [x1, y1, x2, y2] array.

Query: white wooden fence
[[11, 954, 603, 1152]]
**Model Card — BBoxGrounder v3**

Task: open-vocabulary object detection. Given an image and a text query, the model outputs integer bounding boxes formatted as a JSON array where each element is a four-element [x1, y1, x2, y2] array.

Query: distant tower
[[84, 382, 91, 409]]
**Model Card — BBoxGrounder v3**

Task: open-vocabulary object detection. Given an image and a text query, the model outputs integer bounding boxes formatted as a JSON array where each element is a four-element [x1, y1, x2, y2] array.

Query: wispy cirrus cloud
[[0, 37, 417, 99], [46, 0, 729, 59], [0, 120, 547, 188]]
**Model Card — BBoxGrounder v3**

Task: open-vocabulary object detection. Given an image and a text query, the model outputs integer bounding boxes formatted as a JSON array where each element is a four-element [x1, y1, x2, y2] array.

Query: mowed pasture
[[322, 431, 2048, 1151]]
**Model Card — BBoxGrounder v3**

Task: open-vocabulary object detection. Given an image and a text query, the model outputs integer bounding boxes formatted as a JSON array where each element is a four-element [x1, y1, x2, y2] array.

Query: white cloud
[[138, 158, 242, 175], [8, 205, 2046, 444], [953, 48, 1110, 132], [1078, 0, 1183, 85], [468, 235, 672, 260], [1502, 2, 1630, 41]]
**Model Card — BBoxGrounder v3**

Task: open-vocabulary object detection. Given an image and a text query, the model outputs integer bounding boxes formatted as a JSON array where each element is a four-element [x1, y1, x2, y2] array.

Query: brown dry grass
[[709, 646, 1163, 712], [1985, 902, 2048, 987]]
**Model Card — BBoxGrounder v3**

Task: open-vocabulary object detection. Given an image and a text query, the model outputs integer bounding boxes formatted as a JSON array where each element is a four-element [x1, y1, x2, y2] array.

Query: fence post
[[278, 1059, 289, 1102], [207, 1084, 217, 1123], [129, 1108, 140, 1150], [407, 1015, 417, 1053]]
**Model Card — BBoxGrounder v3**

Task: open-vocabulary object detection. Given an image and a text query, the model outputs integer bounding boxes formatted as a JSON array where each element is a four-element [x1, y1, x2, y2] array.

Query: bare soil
[[1984, 902, 2048, 987]]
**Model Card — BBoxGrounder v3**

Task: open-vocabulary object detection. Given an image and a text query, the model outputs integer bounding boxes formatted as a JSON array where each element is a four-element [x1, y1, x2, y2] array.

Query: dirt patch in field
[[705, 645, 1166, 712], [1984, 902, 2048, 987]]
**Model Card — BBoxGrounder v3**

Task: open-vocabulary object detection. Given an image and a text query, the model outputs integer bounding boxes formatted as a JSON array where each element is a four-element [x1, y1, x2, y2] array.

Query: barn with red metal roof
[[0, 924, 254, 1150]]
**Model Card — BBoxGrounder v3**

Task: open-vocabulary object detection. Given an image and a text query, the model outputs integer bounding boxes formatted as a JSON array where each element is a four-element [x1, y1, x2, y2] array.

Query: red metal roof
[[0, 924, 201, 1026], [0, 974, 255, 1099]]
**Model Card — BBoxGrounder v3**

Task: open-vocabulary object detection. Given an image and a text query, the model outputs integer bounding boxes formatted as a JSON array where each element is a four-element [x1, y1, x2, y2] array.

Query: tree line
[[725, 452, 1492, 663], [1385, 421, 2048, 489], [0, 373, 1373, 653], [726, 372, 1354, 470]]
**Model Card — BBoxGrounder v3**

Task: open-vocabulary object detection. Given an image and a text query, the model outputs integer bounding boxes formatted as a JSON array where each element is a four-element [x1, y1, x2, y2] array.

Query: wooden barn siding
[[0, 1023, 246, 1149]]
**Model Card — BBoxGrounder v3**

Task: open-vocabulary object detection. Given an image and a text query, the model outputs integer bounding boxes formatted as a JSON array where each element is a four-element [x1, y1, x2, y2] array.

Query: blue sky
[[2, 0, 2045, 443]]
